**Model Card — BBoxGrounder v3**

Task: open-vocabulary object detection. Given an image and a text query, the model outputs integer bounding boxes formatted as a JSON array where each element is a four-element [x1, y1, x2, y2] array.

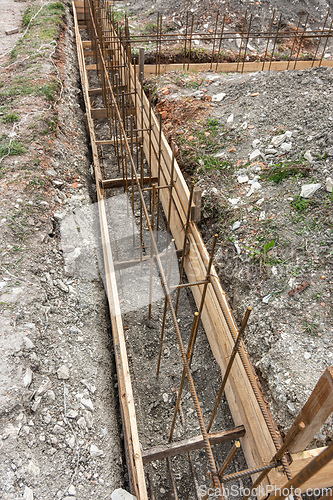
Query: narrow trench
[[80, 35, 254, 500]]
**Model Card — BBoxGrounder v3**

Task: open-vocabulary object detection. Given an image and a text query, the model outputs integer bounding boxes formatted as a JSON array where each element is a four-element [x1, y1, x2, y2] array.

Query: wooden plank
[[96, 136, 143, 146], [84, 49, 94, 57], [91, 107, 135, 119], [82, 40, 91, 48], [142, 426, 245, 463], [103, 176, 157, 189], [143, 60, 333, 76], [72, 4, 148, 499], [271, 447, 333, 491], [88, 88, 102, 96], [284, 367, 333, 454]]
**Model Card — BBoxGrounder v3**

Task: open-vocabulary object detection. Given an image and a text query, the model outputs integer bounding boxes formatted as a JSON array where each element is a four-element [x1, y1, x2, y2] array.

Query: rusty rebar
[[207, 307, 252, 433]]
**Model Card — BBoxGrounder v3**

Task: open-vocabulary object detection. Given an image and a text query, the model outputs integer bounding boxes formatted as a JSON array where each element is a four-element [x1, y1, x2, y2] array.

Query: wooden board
[[272, 447, 333, 491], [142, 60, 333, 76], [142, 426, 245, 463], [284, 367, 333, 453]]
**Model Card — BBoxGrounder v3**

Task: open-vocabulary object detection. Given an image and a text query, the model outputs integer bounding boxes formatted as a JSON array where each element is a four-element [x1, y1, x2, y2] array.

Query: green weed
[[0, 139, 26, 158], [2, 112, 20, 124], [290, 196, 312, 213]]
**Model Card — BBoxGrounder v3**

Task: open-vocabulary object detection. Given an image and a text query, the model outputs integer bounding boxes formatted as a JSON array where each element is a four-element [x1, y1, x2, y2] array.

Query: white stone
[[249, 149, 262, 161], [256, 198, 265, 205], [246, 183, 261, 197], [281, 142, 292, 152], [240, 121, 248, 130], [326, 177, 333, 193], [23, 367, 33, 388], [228, 197, 240, 206], [265, 148, 277, 154], [304, 352, 311, 360], [237, 175, 249, 183], [66, 410, 78, 419], [227, 113, 234, 124], [84, 410, 93, 428], [23, 336, 35, 349], [111, 489, 137, 500], [300, 183, 321, 198], [36, 378, 52, 396], [262, 294, 272, 304], [304, 151, 313, 162], [90, 444, 103, 458], [285, 131, 292, 139], [271, 266, 278, 276], [259, 211, 265, 221], [77, 417, 86, 430], [66, 436, 75, 449], [68, 485, 76, 496], [234, 242, 241, 255], [271, 134, 287, 146], [81, 398, 94, 411], [212, 92, 226, 102], [162, 393, 169, 402], [57, 365, 70, 380], [232, 221, 241, 230], [192, 90, 204, 98], [23, 486, 34, 500], [252, 139, 261, 149], [80, 379, 97, 394]]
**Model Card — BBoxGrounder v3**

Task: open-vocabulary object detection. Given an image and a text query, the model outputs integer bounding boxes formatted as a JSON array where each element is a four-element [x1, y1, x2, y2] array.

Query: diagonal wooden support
[[284, 367, 333, 453]]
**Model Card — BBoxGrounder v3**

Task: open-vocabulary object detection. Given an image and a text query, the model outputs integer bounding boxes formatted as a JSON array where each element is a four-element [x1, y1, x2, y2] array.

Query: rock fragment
[[23, 367, 33, 388], [90, 444, 103, 457], [111, 489, 137, 500], [326, 177, 333, 193], [212, 92, 226, 102], [300, 183, 321, 198], [57, 365, 70, 380], [23, 486, 34, 500]]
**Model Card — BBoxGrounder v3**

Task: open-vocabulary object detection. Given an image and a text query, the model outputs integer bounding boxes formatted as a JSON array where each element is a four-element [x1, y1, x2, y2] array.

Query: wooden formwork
[[72, 1, 333, 498]]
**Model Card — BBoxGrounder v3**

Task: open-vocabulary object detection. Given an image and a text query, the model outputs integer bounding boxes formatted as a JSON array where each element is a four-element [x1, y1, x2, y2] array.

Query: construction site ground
[[1, 0, 333, 499]]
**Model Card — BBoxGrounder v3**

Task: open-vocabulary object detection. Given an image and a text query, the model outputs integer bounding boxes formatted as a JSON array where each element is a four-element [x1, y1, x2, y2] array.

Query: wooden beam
[[142, 426, 245, 464], [271, 447, 333, 491], [284, 367, 333, 453], [143, 60, 333, 76], [88, 88, 102, 96], [91, 107, 135, 119], [82, 40, 91, 48], [114, 248, 183, 271], [102, 176, 158, 189], [96, 136, 143, 146]]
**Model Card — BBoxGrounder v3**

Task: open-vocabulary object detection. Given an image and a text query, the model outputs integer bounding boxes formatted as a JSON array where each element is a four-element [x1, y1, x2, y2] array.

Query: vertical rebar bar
[[262, 9, 275, 71], [215, 14, 226, 72], [312, 9, 330, 67], [319, 18, 333, 67], [269, 14, 282, 71], [241, 14, 252, 74], [210, 11, 219, 69], [236, 11, 247, 73], [187, 15, 194, 71], [287, 11, 303, 70], [207, 307, 252, 432], [293, 13, 309, 70]]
